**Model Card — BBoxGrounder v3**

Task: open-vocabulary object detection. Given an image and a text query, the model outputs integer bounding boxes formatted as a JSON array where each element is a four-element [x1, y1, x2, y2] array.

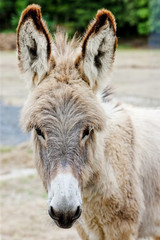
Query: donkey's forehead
[[22, 81, 105, 132]]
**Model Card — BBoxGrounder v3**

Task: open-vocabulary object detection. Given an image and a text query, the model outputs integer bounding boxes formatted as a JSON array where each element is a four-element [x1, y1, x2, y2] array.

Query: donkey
[[17, 4, 160, 240]]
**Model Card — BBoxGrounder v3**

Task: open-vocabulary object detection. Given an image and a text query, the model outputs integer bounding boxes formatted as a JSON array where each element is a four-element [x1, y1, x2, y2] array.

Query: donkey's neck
[[82, 99, 134, 203], [82, 129, 121, 202]]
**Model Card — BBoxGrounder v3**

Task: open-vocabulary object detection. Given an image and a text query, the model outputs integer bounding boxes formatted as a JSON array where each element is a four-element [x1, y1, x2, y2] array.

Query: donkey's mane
[[53, 30, 81, 61], [102, 86, 114, 102]]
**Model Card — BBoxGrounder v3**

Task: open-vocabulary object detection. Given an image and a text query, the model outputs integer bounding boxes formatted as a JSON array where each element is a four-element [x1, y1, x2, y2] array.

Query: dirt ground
[[0, 33, 16, 51], [0, 49, 160, 240], [1, 49, 160, 106], [0, 143, 81, 240]]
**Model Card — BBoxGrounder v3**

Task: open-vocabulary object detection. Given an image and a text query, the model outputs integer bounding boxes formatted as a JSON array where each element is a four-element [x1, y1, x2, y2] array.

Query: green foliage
[[0, 0, 159, 37], [149, 0, 160, 34], [0, 0, 16, 31], [134, 0, 149, 35]]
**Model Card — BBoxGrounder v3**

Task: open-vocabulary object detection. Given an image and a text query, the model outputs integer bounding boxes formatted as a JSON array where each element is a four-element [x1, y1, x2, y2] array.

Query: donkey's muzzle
[[48, 205, 82, 228], [48, 172, 82, 228]]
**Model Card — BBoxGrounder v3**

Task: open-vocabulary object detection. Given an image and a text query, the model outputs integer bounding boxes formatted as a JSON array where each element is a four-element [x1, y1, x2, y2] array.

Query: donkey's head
[[17, 5, 117, 228]]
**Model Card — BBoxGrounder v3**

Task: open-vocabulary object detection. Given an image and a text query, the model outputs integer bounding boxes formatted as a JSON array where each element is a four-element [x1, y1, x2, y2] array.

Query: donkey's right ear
[[17, 4, 55, 88]]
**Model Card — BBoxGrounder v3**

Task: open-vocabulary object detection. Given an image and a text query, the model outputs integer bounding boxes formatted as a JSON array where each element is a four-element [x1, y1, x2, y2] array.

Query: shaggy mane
[[102, 86, 114, 102], [53, 30, 81, 62]]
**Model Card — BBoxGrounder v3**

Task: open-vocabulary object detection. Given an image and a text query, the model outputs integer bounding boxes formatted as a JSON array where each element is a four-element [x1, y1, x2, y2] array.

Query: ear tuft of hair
[[96, 9, 116, 33], [82, 9, 117, 59], [17, 4, 52, 62], [81, 8, 117, 92], [17, 4, 54, 88], [18, 4, 42, 28]]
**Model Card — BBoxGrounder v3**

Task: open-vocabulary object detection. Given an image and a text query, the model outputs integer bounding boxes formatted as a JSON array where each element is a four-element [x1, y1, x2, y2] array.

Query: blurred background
[[0, 0, 160, 48], [0, 0, 160, 240]]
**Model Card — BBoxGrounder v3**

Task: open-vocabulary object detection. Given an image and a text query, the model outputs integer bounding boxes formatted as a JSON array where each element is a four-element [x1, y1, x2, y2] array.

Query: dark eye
[[35, 127, 45, 139], [82, 126, 90, 140]]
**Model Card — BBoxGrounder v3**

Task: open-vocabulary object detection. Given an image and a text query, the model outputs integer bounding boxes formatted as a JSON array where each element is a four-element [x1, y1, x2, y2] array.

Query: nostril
[[72, 206, 82, 221], [48, 206, 59, 221]]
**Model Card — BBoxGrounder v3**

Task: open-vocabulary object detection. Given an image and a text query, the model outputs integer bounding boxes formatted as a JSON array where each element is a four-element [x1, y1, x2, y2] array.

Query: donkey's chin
[[54, 218, 77, 229]]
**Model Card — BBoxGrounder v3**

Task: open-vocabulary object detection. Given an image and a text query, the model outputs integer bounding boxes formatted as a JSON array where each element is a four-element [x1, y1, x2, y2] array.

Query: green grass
[[117, 44, 135, 50], [0, 181, 8, 188], [0, 146, 14, 153], [27, 149, 33, 154], [42, 193, 47, 199]]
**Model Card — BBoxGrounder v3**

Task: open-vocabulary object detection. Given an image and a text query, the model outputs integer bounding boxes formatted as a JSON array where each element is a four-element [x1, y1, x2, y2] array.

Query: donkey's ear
[[17, 4, 55, 88], [81, 9, 117, 91]]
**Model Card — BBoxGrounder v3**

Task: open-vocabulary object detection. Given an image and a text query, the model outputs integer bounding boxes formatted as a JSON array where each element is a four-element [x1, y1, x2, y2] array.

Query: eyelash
[[82, 126, 90, 139], [82, 126, 93, 140], [35, 126, 93, 141], [35, 127, 45, 139]]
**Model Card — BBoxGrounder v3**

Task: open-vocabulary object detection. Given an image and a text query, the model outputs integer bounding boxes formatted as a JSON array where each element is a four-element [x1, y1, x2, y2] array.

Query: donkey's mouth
[[54, 219, 76, 229]]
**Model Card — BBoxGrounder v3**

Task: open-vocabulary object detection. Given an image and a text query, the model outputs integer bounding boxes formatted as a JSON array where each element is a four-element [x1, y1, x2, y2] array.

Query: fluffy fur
[[17, 5, 160, 240], [81, 9, 117, 91], [17, 4, 55, 87]]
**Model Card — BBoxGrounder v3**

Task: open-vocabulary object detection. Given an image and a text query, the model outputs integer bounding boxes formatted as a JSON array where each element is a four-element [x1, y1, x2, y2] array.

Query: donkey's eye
[[82, 126, 90, 140], [35, 128, 45, 139]]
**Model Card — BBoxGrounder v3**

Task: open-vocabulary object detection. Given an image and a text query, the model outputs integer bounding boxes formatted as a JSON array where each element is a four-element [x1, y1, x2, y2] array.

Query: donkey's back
[[127, 106, 160, 237]]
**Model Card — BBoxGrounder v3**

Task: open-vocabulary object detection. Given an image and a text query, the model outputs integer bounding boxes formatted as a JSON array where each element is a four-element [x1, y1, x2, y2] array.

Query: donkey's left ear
[[17, 4, 55, 88], [80, 9, 117, 92]]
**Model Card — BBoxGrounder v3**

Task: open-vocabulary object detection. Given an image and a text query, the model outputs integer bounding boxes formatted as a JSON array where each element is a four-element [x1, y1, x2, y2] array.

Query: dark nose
[[48, 206, 82, 228]]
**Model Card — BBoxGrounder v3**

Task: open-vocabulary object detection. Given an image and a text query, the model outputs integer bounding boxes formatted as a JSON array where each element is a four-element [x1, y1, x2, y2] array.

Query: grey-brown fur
[[17, 4, 160, 240], [21, 80, 105, 188]]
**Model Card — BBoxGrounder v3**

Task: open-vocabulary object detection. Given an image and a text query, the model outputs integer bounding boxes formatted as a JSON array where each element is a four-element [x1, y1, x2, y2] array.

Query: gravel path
[[0, 101, 30, 145]]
